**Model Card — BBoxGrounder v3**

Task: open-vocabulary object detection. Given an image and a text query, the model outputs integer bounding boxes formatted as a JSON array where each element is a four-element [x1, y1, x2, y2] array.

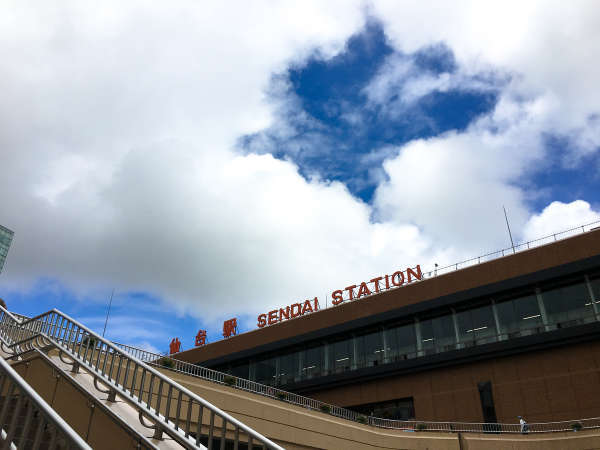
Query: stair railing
[[0, 307, 284, 450], [0, 355, 91, 449]]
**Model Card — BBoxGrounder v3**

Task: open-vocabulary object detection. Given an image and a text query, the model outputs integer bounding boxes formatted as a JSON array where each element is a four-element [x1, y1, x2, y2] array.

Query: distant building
[[0, 224, 14, 274]]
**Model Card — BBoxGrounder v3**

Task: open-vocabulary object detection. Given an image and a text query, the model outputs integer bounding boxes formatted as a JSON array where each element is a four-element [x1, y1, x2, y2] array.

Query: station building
[[176, 228, 600, 425]]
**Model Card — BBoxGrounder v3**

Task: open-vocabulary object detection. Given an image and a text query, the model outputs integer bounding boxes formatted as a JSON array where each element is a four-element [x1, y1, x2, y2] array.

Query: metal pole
[[503, 206, 516, 254], [102, 288, 115, 338]]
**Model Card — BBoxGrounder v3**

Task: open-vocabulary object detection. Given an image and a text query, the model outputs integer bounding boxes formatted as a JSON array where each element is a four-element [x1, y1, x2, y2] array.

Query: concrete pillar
[[352, 335, 358, 370], [274, 356, 280, 386], [535, 288, 551, 331], [451, 310, 460, 348], [415, 319, 423, 356], [491, 300, 504, 340], [249, 360, 256, 381], [298, 351, 304, 380], [585, 275, 599, 319], [382, 327, 389, 363]]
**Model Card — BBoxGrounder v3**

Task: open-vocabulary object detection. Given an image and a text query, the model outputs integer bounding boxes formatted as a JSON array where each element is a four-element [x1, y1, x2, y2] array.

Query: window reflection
[[495, 293, 541, 337], [541, 279, 594, 325], [457, 304, 496, 346], [590, 274, 600, 304], [356, 330, 384, 368], [255, 356, 277, 386], [385, 323, 417, 362], [279, 350, 300, 385], [241, 274, 600, 387], [330, 338, 353, 373], [302, 345, 323, 379]]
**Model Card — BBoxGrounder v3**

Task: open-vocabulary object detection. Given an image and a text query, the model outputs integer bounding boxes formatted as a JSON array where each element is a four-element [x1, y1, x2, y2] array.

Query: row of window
[[218, 272, 600, 387]]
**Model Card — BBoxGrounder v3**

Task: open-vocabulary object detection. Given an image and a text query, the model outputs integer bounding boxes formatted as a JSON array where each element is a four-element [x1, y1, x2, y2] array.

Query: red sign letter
[[301, 299, 314, 315], [370, 277, 383, 293], [195, 330, 207, 347], [407, 265, 423, 282], [332, 290, 344, 305], [279, 306, 290, 321], [391, 271, 405, 286], [268, 310, 278, 325], [222, 318, 238, 338], [257, 314, 267, 328], [345, 285, 357, 300], [169, 337, 181, 354], [357, 282, 371, 298]]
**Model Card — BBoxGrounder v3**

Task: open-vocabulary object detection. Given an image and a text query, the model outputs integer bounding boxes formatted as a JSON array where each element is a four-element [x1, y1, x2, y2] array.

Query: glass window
[[456, 303, 496, 345], [384, 322, 417, 362], [230, 363, 249, 380], [541, 279, 593, 325], [432, 314, 456, 350], [356, 330, 384, 368], [419, 319, 435, 353], [254, 356, 277, 386], [470, 304, 497, 343], [496, 293, 541, 337], [302, 345, 323, 379], [590, 273, 600, 304], [351, 398, 415, 420], [278, 350, 300, 385], [330, 337, 353, 373]]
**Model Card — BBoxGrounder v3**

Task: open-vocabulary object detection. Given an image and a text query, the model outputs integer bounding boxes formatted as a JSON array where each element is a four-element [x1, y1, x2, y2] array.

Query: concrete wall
[[6, 352, 600, 449], [308, 339, 600, 423]]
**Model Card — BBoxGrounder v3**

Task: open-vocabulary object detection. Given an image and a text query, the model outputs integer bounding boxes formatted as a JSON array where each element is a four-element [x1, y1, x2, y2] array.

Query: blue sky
[[0, 3, 599, 355], [241, 22, 501, 202]]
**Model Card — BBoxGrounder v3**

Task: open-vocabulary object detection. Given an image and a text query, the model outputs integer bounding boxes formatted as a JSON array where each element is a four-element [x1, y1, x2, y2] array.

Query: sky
[[1, 1, 599, 355]]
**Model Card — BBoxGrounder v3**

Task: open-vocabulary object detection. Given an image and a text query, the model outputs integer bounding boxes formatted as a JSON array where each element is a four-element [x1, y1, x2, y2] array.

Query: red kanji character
[[195, 329, 207, 346], [169, 337, 181, 354], [222, 318, 238, 338]]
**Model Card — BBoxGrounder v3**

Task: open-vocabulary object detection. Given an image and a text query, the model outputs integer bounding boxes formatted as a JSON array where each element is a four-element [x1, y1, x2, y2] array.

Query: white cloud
[[363, 52, 500, 114], [367, 1, 600, 257], [0, 1, 599, 325], [523, 201, 600, 242], [371, 0, 600, 157]]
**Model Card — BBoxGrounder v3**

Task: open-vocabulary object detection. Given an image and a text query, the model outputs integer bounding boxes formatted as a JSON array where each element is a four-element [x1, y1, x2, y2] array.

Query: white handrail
[[0, 355, 92, 449], [0, 307, 284, 450]]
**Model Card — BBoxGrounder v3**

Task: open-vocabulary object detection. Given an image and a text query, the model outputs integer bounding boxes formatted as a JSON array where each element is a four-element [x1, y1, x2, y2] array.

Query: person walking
[[518, 416, 529, 434]]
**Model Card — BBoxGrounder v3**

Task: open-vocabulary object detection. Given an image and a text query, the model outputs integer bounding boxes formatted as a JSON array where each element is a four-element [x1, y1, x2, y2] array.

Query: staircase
[[0, 307, 284, 450]]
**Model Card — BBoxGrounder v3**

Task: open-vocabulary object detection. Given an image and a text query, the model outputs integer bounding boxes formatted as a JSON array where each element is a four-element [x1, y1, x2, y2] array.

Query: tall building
[[0, 224, 14, 275]]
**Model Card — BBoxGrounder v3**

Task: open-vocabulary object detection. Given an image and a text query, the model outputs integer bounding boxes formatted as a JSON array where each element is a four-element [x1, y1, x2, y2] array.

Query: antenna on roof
[[503, 206, 516, 254], [102, 288, 115, 338]]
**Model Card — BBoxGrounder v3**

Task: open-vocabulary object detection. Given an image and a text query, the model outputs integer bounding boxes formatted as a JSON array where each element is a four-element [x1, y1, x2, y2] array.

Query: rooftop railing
[[421, 219, 600, 278], [333, 219, 600, 305]]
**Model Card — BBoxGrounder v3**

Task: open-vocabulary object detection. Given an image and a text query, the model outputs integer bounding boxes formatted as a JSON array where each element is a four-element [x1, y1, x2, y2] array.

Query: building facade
[[0, 224, 14, 275], [177, 229, 600, 424]]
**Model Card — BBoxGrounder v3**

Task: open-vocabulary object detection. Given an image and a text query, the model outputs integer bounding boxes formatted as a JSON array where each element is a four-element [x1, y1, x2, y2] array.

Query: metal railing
[[0, 334, 159, 450], [113, 321, 600, 435], [0, 354, 91, 449], [7, 310, 600, 435], [0, 307, 284, 450], [324, 219, 600, 306], [421, 219, 600, 278]]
